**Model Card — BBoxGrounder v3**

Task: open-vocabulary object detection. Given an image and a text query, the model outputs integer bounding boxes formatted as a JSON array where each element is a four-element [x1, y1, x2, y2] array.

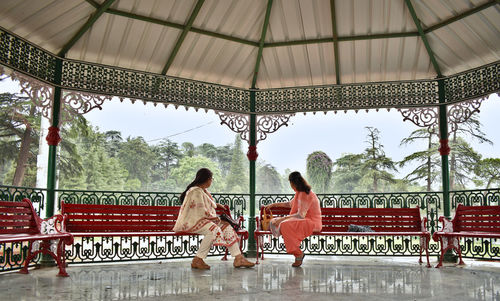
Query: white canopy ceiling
[[1, 0, 499, 89]]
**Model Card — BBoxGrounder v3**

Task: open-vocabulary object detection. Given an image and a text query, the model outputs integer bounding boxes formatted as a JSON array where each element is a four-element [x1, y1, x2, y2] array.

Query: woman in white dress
[[173, 168, 255, 269]]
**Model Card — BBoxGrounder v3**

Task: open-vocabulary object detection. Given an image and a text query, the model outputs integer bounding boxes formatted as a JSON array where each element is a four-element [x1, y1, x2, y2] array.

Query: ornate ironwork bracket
[[9, 70, 54, 122], [216, 111, 293, 144], [59, 90, 111, 124], [2, 69, 111, 126], [398, 96, 488, 133]]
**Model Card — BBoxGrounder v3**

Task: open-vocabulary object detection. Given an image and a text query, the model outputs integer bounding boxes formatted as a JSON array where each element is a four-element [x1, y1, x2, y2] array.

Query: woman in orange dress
[[266, 171, 322, 267], [174, 168, 255, 269]]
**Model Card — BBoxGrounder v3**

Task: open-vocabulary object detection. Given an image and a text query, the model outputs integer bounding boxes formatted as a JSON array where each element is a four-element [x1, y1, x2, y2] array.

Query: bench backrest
[[321, 208, 422, 232], [259, 206, 422, 232], [0, 199, 38, 235], [61, 202, 231, 233], [454, 204, 500, 233]]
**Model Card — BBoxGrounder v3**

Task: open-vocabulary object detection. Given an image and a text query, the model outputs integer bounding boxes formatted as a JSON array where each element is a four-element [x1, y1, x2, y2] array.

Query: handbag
[[261, 207, 274, 231], [219, 213, 240, 231]]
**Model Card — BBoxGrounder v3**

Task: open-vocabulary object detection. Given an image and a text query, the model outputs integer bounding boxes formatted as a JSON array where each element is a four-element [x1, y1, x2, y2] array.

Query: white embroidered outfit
[[173, 186, 240, 259]]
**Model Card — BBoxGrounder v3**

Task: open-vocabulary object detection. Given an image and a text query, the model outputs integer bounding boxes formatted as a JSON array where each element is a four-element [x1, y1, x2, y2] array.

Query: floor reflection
[[1, 257, 500, 300]]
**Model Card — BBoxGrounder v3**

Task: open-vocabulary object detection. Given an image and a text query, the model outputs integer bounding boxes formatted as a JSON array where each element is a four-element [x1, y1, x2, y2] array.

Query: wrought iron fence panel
[[0, 185, 46, 215]]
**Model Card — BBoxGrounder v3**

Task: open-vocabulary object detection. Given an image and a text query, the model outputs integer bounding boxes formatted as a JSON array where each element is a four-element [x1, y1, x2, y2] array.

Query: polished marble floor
[[1, 255, 500, 300]]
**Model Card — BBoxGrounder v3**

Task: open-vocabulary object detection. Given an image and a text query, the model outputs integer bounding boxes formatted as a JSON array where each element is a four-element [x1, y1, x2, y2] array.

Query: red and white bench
[[432, 204, 500, 268], [0, 199, 73, 277]]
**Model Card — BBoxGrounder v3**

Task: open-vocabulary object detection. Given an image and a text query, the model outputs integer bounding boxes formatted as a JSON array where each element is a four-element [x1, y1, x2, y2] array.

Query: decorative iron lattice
[[447, 97, 484, 133], [59, 90, 111, 124], [216, 111, 250, 142], [61, 60, 250, 113], [398, 96, 489, 133], [398, 107, 439, 128], [0, 185, 45, 215], [445, 61, 500, 104], [65, 236, 243, 264], [255, 81, 439, 113], [216, 111, 293, 144], [0, 29, 56, 83], [1, 29, 498, 115], [9, 71, 54, 122]]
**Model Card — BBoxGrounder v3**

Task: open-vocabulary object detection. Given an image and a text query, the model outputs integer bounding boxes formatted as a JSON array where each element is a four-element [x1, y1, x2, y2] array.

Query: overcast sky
[[1, 78, 499, 178]]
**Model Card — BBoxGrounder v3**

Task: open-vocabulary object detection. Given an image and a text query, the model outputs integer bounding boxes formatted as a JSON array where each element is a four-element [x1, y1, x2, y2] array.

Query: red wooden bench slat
[[0, 214, 33, 221], [63, 207, 180, 215], [64, 214, 178, 221], [0, 207, 33, 214], [0, 201, 30, 207]]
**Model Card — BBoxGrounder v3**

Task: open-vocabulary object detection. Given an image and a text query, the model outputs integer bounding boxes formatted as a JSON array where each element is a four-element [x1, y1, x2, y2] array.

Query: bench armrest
[[255, 216, 261, 231], [421, 217, 429, 232], [40, 214, 68, 235], [438, 216, 454, 233]]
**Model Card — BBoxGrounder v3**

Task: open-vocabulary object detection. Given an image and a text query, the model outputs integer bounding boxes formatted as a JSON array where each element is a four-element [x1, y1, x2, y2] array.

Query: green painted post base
[[442, 250, 458, 263], [39, 253, 57, 267], [245, 219, 257, 258]]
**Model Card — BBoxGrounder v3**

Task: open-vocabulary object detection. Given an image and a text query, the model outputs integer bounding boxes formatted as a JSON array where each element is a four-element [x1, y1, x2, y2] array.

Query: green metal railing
[[1, 185, 499, 273]]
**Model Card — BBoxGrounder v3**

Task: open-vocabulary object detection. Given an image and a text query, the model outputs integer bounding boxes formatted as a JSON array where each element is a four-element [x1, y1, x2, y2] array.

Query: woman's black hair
[[288, 171, 311, 194], [179, 168, 213, 202]]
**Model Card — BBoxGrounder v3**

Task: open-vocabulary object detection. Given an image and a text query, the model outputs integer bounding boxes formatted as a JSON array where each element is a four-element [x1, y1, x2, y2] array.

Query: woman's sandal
[[234, 256, 255, 268], [191, 256, 210, 270], [292, 254, 305, 267]]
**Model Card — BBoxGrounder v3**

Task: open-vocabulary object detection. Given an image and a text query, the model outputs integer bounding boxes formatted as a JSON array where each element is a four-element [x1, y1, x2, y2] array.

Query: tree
[[104, 130, 122, 157], [332, 153, 364, 193], [0, 92, 38, 186], [181, 142, 195, 157], [216, 144, 233, 177], [118, 136, 156, 189], [157, 138, 182, 179], [448, 137, 482, 189], [225, 135, 248, 193], [195, 143, 218, 161], [257, 164, 282, 193], [361, 127, 397, 192], [169, 155, 223, 192], [399, 127, 441, 191], [306, 151, 333, 193], [474, 158, 500, 189], [449, 116, 492, 190]]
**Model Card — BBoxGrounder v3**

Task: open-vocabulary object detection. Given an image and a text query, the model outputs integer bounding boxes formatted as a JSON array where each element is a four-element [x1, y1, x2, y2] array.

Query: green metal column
[[46, 58, 63, 218], [437, 79, 451, 218], [246, 90, 258, 257]]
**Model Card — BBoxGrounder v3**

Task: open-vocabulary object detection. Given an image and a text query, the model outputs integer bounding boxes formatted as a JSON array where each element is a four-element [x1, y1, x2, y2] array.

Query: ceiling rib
[[106, 8, 259, 47], [161, 0, 205, 75], [84, 0, 497, 52], [58, 0, 116, 57], [405, 0, 442, 77], [251, 0, 273, 89], [425, 0, 498, 33], [330, 0, 340, 84]]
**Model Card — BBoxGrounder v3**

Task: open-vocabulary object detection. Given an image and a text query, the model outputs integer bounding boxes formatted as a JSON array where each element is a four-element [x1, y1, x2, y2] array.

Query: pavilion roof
[[1, 0, 499, 90]]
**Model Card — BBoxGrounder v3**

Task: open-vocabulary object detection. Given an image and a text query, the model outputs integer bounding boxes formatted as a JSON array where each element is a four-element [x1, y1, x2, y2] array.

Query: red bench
[[0, 199, 73, 277], [255, 206, 431, 267], [432, 204, 500, 268], [60, 202, 248, 260]]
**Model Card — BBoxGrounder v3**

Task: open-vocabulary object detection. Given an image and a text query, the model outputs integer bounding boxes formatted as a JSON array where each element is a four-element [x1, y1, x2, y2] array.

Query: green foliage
[[361, 127, 397, 192], [225, 135, 248, 193], [474, 158, 500, 189], [169, 155, 224, 192], [332, 153, 364, 192], [306, 151, 333, 193], [257, 163, 282, 193], [118, 137, 156, 188]]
